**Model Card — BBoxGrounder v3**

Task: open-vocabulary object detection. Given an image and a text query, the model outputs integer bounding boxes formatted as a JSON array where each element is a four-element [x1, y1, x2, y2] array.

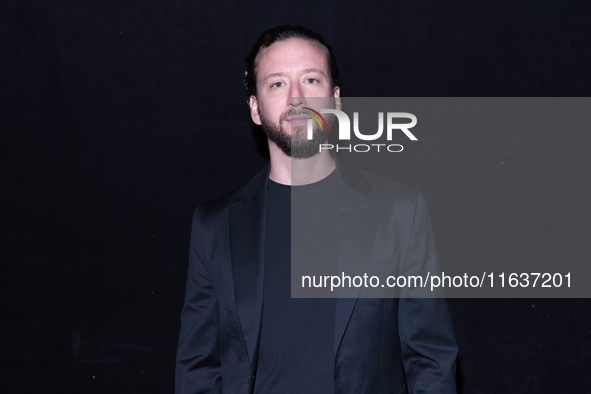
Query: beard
[[259, 108, 331, 159]]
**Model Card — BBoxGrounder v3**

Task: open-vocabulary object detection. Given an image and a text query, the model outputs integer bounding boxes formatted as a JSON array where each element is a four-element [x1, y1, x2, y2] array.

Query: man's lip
[[285, 115, 309, 121]]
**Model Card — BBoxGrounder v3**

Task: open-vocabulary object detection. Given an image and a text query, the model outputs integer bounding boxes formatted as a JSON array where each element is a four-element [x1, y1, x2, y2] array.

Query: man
[[176, 25, 457, 393]]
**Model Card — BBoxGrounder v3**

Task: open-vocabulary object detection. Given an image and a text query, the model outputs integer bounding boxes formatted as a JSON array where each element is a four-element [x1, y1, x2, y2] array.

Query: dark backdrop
[[2, 0, 590, 393]]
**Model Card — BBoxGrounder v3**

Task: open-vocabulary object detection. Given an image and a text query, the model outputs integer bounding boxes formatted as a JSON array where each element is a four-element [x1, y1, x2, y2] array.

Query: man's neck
[[267, 142, 335, 186]]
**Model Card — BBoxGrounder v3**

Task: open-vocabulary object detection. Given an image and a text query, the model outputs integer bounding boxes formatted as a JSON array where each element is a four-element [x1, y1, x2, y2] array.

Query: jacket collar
[[236, 153, 374, 202]]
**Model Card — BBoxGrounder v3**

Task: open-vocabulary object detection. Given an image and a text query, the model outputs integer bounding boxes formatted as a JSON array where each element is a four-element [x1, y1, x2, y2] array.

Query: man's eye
[[271, 82, 284, 88], [306, 78, 319, 84]]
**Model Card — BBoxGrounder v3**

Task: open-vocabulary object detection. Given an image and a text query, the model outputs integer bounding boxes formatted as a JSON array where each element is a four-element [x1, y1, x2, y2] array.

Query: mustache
[[280, 109, 305, 121]]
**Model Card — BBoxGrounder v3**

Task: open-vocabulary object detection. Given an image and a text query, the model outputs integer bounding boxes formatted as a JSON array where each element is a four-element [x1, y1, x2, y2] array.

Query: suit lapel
[[229, 166, 268, 369], [334, 159, 380, 353]]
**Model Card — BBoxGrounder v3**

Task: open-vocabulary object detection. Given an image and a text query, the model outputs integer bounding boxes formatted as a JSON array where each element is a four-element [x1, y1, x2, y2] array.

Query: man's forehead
[[256, 39, 330, 79]]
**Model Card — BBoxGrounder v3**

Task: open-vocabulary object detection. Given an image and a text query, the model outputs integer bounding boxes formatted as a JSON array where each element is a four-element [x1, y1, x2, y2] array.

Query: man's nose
[[288, 85, 306, 107]]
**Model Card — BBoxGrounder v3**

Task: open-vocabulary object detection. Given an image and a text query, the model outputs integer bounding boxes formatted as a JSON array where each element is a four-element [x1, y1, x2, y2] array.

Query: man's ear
[[249, 95, 261, 125], [333, 86, 342, 110]]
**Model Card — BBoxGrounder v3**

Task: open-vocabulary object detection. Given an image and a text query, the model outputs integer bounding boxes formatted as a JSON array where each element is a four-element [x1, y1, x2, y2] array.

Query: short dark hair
[[244, 25, 340, 97]]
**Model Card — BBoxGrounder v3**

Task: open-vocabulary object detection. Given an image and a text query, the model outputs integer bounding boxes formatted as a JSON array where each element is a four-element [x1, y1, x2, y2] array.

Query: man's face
[[249, 38, 340, 158]]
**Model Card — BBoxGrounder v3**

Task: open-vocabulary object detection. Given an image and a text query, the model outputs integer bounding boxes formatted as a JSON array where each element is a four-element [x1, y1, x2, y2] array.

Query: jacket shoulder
[[357, 169, 423, 205], [193, 164, 269, 223]]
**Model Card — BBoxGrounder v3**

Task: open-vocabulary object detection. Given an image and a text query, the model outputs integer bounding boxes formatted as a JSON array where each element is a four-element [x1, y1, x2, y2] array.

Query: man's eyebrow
[[262, 68, 328, 82], [301, 68, 327, 77], [262, 72, 285, 82]]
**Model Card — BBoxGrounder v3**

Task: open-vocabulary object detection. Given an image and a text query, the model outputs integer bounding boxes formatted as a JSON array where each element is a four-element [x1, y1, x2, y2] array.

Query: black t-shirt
[[253, 171, 339, 393]]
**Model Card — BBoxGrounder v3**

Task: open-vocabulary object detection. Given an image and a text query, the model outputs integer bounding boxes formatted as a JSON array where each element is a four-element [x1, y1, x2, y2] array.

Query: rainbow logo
[[302, 107, 329, 131]]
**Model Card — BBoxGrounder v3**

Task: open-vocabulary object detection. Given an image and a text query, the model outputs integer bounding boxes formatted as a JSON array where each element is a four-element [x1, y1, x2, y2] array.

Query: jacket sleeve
[[176, 207, 222, 394], [398, 193, 458, 393]]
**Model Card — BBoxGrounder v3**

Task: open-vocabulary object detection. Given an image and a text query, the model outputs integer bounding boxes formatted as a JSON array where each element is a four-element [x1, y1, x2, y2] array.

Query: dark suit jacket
[[176, 158, 457, 394]]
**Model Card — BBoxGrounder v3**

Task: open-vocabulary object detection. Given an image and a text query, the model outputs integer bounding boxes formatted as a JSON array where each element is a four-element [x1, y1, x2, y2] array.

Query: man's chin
[[289, 136, 329, 158], [290, 146, 321, 159], [260, 118, 327, 158]]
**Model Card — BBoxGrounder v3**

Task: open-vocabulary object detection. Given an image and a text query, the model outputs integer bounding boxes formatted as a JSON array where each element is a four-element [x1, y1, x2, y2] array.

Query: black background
[[2, 0, 591, 393]]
